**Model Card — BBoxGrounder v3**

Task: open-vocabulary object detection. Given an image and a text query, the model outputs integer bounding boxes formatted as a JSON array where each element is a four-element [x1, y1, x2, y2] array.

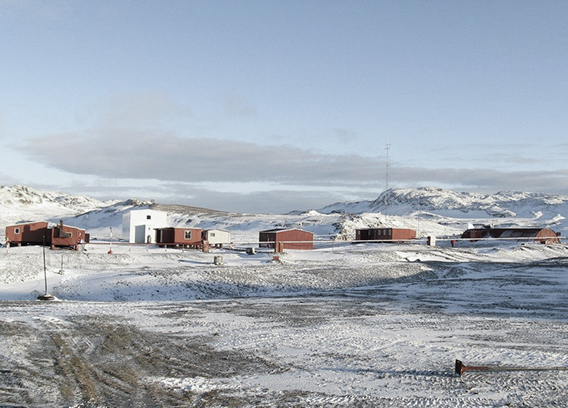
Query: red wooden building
[[355, 228, 416, 243], [259, 228, 314, 250], [5, 220, 88, 250], [155, 227, 203, 248], [461, 227, 560, 244]]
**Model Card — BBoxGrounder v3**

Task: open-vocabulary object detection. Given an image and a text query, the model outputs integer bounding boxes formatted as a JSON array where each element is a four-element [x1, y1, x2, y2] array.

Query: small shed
[[355, 228, 416, 243], [461, 227, 560, 244], [259, 228, 314, 250], [6, 220, 88, 250], [155, 227, 203, 248], [202, 229, 231, 248]]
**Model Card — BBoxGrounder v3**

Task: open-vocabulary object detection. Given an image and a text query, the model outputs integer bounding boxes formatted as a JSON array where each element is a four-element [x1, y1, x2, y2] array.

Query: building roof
[[463, 227, 557, 239], [6, 221, 84, 230], [260, 228, 311, 234]]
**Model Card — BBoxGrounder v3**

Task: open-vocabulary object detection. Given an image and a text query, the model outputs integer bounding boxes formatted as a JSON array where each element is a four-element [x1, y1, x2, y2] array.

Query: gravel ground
[[0, 245, 567, 407]]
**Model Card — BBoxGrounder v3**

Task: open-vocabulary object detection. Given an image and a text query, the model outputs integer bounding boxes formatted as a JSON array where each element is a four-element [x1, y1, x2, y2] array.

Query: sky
[[1, 0, 568, 213]]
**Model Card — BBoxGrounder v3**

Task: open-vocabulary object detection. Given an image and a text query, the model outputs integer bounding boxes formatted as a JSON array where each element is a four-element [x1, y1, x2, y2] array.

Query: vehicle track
[[0, 307, 280, 407]]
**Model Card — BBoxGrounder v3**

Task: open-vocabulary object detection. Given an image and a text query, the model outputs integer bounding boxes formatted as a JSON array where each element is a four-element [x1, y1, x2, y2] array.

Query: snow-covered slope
[[1, 185, 568, 242], [320, 187, 568, 218], [0, 185, 120, 227], [319, 187, 568, 236]]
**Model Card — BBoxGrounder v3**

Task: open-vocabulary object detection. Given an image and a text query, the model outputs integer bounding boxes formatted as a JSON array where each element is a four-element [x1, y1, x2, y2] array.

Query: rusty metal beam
[[455, 359, 568, 377]]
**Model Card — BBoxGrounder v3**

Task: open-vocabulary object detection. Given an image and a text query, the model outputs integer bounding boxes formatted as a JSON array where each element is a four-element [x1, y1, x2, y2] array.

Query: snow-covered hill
[[0, 185, 120, 226], [320, 187, 568, 219], [1, 185, 567, 242], [319, 187, 568, 237]]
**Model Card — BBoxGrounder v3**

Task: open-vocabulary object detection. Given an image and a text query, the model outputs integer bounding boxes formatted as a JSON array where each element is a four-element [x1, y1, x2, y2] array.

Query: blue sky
[[1, 0, 567, 213]]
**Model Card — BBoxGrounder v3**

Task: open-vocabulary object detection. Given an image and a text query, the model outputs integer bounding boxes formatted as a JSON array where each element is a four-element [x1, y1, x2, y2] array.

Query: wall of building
[[202, 229, 231, 246], [6, 222, 50, 245], [51, 224, 87, 249], [156, 228, 202, 247], [122, 209, 169, 243], [6, 221, 87, 249], [259, 229, 314, 250], [356, 228, 416, 242]]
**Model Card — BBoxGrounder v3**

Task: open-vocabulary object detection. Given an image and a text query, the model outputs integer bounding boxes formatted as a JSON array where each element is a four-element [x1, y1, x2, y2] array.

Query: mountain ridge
[[1, 184, 567, 241]]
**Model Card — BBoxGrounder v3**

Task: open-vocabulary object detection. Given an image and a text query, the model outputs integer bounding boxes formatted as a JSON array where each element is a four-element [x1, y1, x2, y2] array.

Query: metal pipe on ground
[[455, 359, 568, 377]]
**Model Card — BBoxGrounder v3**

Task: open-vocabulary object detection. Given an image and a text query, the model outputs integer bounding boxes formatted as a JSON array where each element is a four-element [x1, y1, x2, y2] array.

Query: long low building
[[155, 227, 203, 248], [259, 228, 313, 250], [461, 227, 560, 244], [5, 220, 88, 250], [355, 228, 416, 242]]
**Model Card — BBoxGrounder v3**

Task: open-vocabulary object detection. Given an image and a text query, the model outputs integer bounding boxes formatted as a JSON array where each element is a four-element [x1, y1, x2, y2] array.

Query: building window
[[147, 215, 152, 220], [14, 228, 20, 234], [210, 232, 216, 237], [184, 230, 192, 240]]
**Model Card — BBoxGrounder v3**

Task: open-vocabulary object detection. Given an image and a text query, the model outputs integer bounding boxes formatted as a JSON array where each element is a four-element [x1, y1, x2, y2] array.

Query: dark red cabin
[[5, 220, 88, 250], [259, 228, 314, 250], [155, 227, 203, 248], [355, 228, 416, 242], [461, 227, 560, 244]]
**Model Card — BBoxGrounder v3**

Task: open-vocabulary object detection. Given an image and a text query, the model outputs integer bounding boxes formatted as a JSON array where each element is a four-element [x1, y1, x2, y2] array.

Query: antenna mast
[[384, 142, 391, 214], [385, 142, 390, 191]]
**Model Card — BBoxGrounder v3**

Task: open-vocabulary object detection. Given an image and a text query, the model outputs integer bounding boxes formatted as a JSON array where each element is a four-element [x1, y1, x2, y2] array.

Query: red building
[[355, 228, 416, 243], [5, 220, 88, 250], [461, 227, 559, 244], [155, 227, 203, 248], [259, 228, 314, 250]]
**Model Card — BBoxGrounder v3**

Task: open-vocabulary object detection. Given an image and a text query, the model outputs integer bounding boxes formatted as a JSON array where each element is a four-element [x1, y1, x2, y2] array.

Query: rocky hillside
[[1, 185, 567, 241], [320, 187, 567, 225]]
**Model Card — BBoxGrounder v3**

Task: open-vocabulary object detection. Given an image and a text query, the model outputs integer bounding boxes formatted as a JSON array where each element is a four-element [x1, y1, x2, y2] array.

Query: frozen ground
[[0, 242, 567, 407]]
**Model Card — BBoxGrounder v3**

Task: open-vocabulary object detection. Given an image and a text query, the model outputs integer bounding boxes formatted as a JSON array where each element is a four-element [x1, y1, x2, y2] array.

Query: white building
[[122, 209, 169, 244], [202, 229, 231, 247]]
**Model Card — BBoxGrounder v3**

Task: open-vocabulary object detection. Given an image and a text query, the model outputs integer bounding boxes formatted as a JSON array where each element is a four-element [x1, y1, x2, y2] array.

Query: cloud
[[391, 166, 568, 194], [155, 184, 359, 214], [17, 129, 382, 186], [221, 91, 255, 117], [32, 177, 371, 213], [17, 126, 568, 198], [332, 127, 359, 142], [18, 137, 568, 213], [85, 92, 192, 128], [11, 90, 568, 213]]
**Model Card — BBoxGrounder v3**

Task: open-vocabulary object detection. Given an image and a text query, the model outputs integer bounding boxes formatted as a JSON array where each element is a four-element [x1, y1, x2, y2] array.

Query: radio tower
[[385, 142, 390, 191], [384, 142, 390, 214]]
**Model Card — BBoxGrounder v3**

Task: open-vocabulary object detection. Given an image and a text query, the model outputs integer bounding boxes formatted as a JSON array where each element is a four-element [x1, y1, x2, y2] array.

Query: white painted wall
[[122, 209, 169, 243], [202, 229, 231, 245]]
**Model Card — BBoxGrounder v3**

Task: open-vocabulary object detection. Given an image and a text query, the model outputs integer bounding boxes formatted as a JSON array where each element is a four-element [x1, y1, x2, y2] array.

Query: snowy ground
[[0, 242, 567, 407]]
